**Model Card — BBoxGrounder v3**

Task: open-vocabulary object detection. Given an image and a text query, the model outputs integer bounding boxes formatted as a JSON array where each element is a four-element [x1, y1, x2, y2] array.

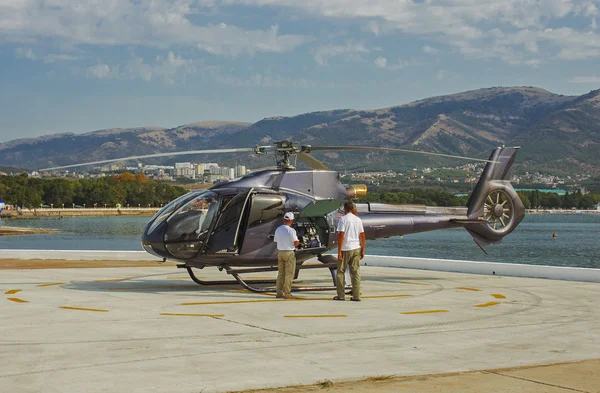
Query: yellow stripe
[[284, 314, 347, 318], [160, 313, 224, 317], [4, 289, 21, 295], [60, 306, 108, 312], [474, 301, 500, 308], [456, 287, 481, 291], [37, 282, 66, 287], [401, 309, 448, 315], [491, 294, 506, 299], [7, 297, 28, 303], [399, 281, 431, 286]]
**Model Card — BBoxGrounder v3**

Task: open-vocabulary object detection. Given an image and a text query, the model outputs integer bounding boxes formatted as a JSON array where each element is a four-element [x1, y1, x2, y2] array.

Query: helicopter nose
[[141, 218, 170, 259]]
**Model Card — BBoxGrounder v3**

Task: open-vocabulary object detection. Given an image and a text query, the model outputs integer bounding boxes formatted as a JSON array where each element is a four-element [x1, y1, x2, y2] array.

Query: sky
[[1, 0, 600, 142]]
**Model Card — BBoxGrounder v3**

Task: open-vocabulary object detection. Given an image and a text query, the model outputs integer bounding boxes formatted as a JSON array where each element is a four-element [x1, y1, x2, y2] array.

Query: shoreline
[[1, 207, 159, 219], [0, 226, 60, 236]]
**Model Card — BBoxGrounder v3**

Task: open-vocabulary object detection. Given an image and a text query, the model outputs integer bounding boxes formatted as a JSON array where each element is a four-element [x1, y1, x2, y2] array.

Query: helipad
[[1, 256, 599, 393]]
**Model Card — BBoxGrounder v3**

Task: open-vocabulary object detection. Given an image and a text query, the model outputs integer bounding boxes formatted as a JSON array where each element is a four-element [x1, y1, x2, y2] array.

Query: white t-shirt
[[337, 212, 364, 251], [274, 224, 299, 251]]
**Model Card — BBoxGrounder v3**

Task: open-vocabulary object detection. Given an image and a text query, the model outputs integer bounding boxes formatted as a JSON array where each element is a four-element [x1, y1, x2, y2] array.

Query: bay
[[1, 214, 598, 269]]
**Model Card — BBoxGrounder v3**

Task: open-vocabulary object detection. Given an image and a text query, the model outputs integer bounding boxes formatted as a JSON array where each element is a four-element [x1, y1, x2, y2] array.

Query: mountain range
[[1, 86, 599, 175]]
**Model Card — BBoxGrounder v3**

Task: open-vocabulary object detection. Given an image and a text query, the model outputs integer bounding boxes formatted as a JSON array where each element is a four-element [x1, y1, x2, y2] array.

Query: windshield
[[164, 191, 219, 259], [146, 191, 197, 235]]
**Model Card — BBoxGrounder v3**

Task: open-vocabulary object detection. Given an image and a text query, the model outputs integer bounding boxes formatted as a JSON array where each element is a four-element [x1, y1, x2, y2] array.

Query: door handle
[[370, 225, 386, 229]]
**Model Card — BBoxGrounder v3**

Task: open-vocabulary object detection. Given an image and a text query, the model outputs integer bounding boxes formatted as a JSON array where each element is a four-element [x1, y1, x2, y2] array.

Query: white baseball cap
[[283, 212, 294, 221]]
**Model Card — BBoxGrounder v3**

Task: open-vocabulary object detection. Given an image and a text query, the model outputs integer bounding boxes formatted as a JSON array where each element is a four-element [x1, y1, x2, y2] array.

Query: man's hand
[[337, 252, 343, 262], [360, 249, 365, 260]]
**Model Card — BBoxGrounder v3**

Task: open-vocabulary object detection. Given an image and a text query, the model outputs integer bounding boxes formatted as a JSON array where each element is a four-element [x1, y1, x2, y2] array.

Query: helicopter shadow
[[361, 275, 443, 284]]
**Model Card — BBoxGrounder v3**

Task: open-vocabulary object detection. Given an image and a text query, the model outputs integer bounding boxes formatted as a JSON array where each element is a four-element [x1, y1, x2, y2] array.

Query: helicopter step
[[181, 265, 276, 286]]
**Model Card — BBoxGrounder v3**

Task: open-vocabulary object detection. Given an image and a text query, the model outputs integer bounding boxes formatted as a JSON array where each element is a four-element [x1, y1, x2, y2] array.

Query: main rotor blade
[[297, 152, 329, 170], [39, 148, 259, 171], [308, 146, 499, 163]]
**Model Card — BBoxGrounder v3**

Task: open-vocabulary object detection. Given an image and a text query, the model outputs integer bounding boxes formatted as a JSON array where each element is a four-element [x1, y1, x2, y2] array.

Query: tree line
[[356, 189, 599, 209], [0, 173, 187, 208]]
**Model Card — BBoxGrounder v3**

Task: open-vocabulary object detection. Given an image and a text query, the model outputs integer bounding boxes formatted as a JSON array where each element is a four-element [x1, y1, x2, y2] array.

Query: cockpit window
[[146, 191, 197, 235], [164, 191, 219, 259]]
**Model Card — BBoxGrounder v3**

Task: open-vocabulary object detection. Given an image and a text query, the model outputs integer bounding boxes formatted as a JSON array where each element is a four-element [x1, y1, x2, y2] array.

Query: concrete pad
[[1, 261, 599, 393]]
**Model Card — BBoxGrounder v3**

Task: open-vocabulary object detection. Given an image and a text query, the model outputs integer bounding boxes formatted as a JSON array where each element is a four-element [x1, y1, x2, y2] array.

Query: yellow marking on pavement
[[37, 282, 65, 287], [4, 289, 21, 295], [94, 278, 131, 282], [475, 301, 500, 308], [284, 314, 347, 318], [363, 294, 413, 299], [7, 297, 28, 303], [161, 313, 224, 317], [60, 306, 108, 312], [167, 276, 190, 280], [491, 294, 506, 299], [401, 309, 448, 315], [457, 287, 481, 291], [400, 281, 431, 286]]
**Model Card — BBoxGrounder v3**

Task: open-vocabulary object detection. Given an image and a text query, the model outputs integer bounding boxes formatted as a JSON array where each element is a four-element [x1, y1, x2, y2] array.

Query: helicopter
[[40, 141, 525, 293]]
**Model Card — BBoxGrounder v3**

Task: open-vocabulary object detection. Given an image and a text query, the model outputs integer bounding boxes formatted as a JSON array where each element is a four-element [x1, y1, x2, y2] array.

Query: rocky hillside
[[1, 87, 599, 174]]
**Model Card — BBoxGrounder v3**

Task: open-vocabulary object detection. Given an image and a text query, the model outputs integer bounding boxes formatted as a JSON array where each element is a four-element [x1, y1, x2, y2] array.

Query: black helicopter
[[41, 141, 525, 292]]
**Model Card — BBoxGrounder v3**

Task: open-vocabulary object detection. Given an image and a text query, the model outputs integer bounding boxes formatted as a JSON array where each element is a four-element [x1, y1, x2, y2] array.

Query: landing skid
[[180, 254, 350, 294]]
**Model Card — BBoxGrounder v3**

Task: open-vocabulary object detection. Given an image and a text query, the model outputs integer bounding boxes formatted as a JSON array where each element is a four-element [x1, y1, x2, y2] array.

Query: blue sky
[[1, 0, 600, 142]]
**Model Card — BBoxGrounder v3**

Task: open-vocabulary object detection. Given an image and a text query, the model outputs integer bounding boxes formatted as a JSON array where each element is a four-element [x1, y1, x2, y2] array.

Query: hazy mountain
[[1, 87, 599, 175]]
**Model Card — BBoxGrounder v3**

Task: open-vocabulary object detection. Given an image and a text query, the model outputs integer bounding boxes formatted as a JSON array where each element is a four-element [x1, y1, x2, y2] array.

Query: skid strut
[[182, 265, 275, 286]]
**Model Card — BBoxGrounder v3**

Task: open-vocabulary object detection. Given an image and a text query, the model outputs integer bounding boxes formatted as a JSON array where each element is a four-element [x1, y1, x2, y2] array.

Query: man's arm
[[337, 232, 345, 261], [359, 232, 366, 260]]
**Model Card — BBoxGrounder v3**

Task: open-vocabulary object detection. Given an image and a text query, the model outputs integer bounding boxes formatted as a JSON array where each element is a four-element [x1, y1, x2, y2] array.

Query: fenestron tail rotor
[[38, 141, 499, 172]]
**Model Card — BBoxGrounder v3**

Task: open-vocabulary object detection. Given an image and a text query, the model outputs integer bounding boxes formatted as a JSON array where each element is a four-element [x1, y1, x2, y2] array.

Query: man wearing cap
[[274, 212, 300, 299], [334, 201, 365, 301]]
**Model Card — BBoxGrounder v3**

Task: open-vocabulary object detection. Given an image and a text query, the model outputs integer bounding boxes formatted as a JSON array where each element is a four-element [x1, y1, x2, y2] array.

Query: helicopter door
[[204, 189, 252, 255]]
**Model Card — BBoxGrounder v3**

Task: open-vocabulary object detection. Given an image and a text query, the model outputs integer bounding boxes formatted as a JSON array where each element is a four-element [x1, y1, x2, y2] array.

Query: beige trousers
[[336, 248, 361, 299], [276, 250, 296, 296]]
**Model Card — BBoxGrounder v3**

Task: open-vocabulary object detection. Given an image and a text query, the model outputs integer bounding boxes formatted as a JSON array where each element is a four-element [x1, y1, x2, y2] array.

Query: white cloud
[[15, 47, 36, 60], [569, 75, 600, 83], [592, 17, 598, 30], [436, 70, 447, 81], [374, 56, 407, 70], [423, 45, 439, 55], [313, 41, 369, 65], [0, 1, 308, 57], [85, 64, 114, 79], [227, 0, 600, 64], [374, 56, 387, 68], [126, 51, 202, 84]]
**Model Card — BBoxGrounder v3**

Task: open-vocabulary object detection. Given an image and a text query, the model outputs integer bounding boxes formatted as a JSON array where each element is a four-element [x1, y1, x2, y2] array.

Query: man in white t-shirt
[[335, 201, 365, 301], [273, 212, 300, 299]]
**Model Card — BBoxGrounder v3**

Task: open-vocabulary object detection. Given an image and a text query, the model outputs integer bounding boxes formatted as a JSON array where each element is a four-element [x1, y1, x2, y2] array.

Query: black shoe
[[333, 296, 345, 301], [350, 298, 361, 302]]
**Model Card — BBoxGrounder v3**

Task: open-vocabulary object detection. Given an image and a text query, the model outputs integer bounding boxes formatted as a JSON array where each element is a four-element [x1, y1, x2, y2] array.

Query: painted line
[[160, 313, 224, 317], [60, 306, 108, 312], [491, 294, 506, 299], [284, 314, 347, 318], [4, 289, 21, 295], [456, 287, 481, 291], [7, 297, 28, 303], [37, 282, 66, 287], [401, 309, 449, 315], [399, 281, 431, 286], [475, 301, 500, 308]]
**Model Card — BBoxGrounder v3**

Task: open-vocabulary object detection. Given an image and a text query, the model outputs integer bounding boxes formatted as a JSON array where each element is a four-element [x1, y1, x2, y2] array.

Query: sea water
[[1, 214, 599, 268]]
